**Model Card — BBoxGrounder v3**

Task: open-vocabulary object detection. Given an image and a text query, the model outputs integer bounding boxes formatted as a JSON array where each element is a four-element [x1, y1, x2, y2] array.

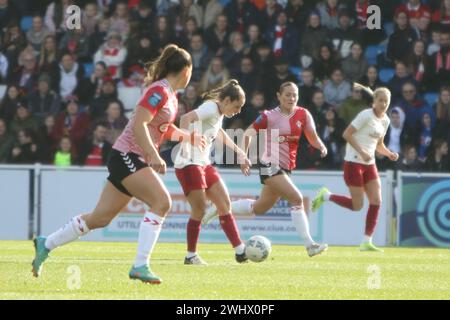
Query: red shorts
[[343, 161, 379, 187], [175, 165, 221, 196]]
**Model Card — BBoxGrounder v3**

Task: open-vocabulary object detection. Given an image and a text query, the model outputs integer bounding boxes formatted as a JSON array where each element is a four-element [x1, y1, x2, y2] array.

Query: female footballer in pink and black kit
[[311, 84, 399, 252], [202, 82, 329, 257], [32, 45, 205, 284]]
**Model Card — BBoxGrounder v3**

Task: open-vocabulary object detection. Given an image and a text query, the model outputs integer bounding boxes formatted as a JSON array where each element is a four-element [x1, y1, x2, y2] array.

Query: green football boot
[[129, 265, 162, 284], [32, 236, 50, 277]]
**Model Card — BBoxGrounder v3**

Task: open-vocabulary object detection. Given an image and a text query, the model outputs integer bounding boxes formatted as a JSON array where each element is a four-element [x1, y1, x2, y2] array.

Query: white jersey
[[344, 108, 390, 165], [174, 100, 223, 168]]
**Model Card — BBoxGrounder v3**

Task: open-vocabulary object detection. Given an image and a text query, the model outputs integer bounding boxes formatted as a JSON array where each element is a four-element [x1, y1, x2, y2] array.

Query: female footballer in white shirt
[[312, 84, 399, 251], [174, 79, 251, 264]]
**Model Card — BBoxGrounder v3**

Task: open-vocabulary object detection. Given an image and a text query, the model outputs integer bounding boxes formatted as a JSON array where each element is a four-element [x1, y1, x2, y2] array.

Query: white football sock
[[290, 207, 314, 247], [186, 251, 197, 258], [45, 215, 90, 250], [134, 211, 164, 268], [363, 235, 372, 243], [231, 199, 255, 216], [234, 243, 245, 255]]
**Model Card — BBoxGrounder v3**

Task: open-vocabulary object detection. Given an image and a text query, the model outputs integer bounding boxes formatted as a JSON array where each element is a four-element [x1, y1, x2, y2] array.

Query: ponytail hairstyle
[[144, 44, 192, 86], [201, 79, 245, 103], [353, 82, 391, 105]]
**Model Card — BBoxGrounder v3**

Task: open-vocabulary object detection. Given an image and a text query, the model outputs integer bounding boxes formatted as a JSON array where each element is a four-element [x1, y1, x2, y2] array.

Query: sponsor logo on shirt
[[148, 92, 163, 108]]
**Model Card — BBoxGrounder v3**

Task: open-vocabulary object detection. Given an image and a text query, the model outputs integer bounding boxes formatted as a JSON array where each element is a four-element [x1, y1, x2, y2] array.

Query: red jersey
[[252, 106, 315, 170], [113, 79, 178, 157]]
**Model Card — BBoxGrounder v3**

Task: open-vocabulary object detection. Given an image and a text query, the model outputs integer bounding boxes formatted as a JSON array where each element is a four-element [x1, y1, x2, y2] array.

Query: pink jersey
[[253, 106, 313, 170], [113, 79, 178, 157]]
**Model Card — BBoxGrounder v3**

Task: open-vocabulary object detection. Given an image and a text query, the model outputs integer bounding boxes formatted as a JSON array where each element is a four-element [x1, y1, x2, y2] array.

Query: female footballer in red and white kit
[[203, 82, 329, 257], [311, 84, 398, 252], [32, 45, 206, 284], [174, 79, 251, 265]]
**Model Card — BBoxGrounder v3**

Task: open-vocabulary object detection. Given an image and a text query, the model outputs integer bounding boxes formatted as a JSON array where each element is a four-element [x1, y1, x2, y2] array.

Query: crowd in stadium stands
[[0, 0, 450, 172]]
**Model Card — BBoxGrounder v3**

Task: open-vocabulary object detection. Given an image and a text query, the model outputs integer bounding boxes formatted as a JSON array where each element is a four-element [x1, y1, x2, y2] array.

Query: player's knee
[[192, 201, 208, 215], [216, 201, 231, 216], [370, 198, 382, 206], [150, 196, 172, 216], [352, 200, 364, 211], [289, 195, 303, 208]]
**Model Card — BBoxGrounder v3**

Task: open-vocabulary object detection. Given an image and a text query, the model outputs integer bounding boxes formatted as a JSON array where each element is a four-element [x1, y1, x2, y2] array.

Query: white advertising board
[[0, 169, 30, 240], [39, 168, 388, 246]]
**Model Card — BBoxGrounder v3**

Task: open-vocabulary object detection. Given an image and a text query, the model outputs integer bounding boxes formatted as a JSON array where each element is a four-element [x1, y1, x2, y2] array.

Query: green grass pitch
[[1, 241, 449, 300]]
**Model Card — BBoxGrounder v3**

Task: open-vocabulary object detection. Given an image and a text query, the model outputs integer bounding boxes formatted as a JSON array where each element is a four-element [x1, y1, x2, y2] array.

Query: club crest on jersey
[[159, 122, 169, 133], [296, 120, 301, 128], [148, 92, 162, 108]]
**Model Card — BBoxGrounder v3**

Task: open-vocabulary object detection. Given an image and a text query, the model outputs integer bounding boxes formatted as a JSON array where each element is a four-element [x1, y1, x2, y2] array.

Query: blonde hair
[[353, 82, 391, 103], [144, 44, 192, 86]]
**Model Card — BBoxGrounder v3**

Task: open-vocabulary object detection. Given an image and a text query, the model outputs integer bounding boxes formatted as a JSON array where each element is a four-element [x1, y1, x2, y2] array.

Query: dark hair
[[19, 128, 35, 141], [107, 99, 125, 115], [96, 61, 107, 69], [94, 120, 109, 130], [201, 79, 245, 102], [302, 67, 314, 74], [433, 139, 447, 151], [144, 44, 192, 86]]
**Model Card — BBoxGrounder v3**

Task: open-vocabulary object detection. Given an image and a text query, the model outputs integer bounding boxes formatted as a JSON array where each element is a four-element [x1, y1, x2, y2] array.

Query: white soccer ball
[[245, 235, 272, 262]]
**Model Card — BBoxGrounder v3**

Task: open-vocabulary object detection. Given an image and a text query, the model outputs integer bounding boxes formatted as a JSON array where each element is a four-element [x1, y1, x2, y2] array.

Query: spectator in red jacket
[[77, 121, 112, 166], [51, 98, 91, 153], [396, 0, 431, 29], [432, 0, 450, 27]]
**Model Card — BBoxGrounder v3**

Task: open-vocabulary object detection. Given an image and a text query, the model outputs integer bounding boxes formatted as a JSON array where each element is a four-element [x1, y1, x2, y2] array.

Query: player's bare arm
[[376, 136, 399, 161], [303, 111, 327, 158]]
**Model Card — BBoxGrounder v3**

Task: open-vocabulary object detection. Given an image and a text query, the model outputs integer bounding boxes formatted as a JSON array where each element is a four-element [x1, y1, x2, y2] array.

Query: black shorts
[[258, 162, 291, 184], [107, 149, 149, 196]]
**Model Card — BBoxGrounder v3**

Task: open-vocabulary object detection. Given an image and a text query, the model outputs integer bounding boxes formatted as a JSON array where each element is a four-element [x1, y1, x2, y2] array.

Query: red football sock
[[219, 214, 242, 248], [187, 218, 201, 253], [330, 194, 354, 210], [365, 204, 380, 236]]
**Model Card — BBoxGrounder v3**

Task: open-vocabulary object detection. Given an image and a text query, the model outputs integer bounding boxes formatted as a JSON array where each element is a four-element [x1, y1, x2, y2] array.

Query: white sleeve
[[194, 101, 218, 121], [351, 110, 370, 130]]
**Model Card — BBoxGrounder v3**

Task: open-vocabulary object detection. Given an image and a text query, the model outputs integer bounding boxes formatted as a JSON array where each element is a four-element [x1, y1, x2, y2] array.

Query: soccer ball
[[245, 235, 272, 262]]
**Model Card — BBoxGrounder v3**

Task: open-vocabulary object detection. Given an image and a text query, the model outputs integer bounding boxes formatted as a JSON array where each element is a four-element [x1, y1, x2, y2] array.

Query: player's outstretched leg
[[311, 187, 331, 212], [32, 236, 50, 277], [266, 174, 328, 257], [312, 187, 356, 212], [202, 198, 255, 225], [206, 180, 247, 263], [32, 215, 90, 277], [31, 182, 131, 278]]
